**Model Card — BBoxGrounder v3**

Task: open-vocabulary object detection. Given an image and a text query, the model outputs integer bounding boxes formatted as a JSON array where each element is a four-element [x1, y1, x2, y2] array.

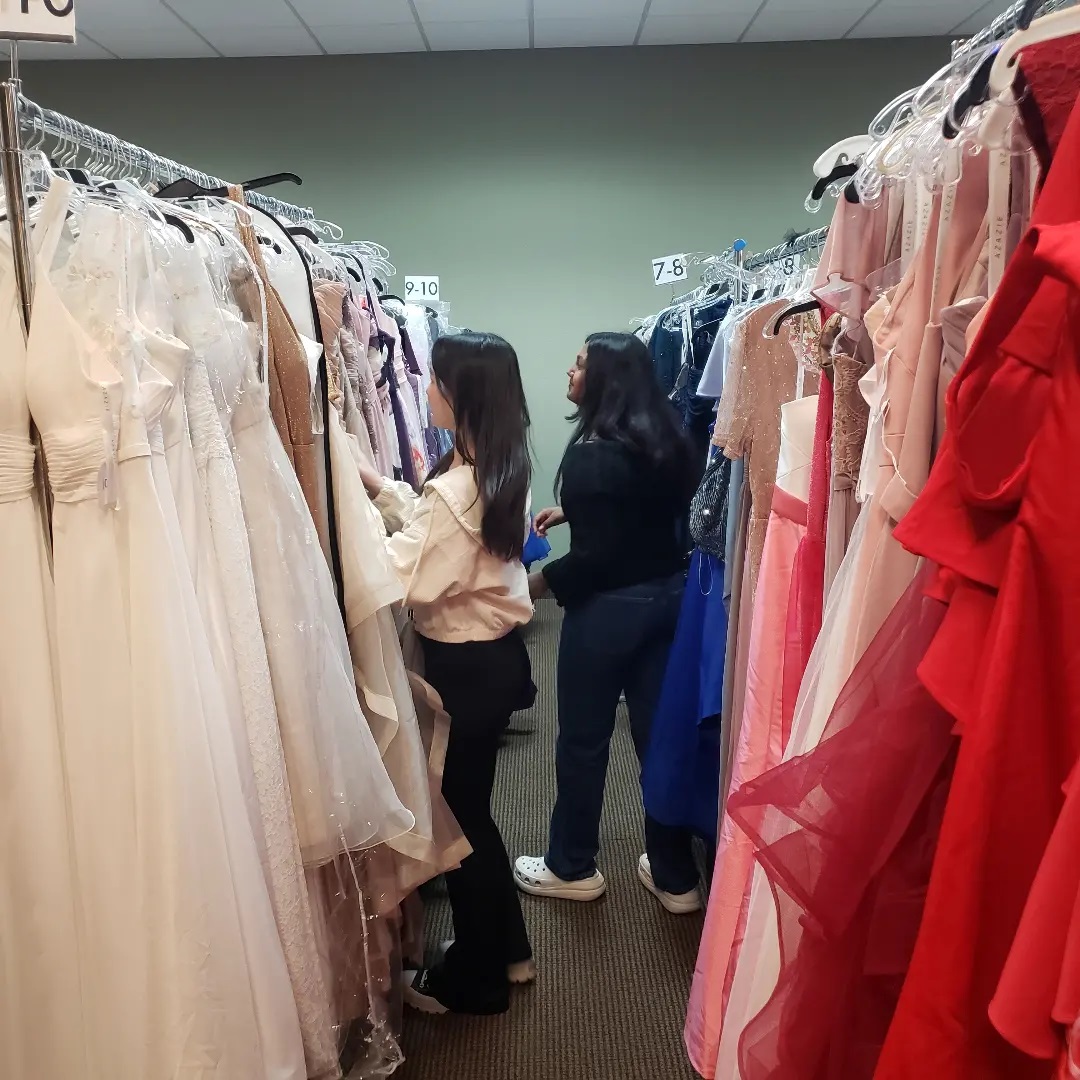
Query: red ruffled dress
[[875, 92, 1080, 1080]]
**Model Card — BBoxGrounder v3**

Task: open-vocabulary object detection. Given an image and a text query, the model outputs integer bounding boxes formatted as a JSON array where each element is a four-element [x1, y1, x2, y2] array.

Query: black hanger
[[424, 305, 440, 319], [61, 166, 93, 187], [96, 180, 196, 243], [345, 266, 362, 282], [379, 293, 406, 305], [159, 212, 195, 243], [945, 48, 998, 139], [809, 162, 858, 203], [771, 297, 822, 336], [945, 0, 1041, 141], [257, 233, 284, 255], [372, 276, 388, 294], [287, 225, 321, 244], [154, 172, 302, 202]]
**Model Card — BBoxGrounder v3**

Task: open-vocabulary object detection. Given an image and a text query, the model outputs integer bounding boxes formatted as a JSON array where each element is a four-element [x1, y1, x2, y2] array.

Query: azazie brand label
[[0, 0, 76, 43], [652, 254, 687, 287]]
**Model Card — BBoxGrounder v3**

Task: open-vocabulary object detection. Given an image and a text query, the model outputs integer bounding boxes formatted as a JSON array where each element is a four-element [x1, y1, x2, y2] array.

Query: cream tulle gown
[[25, 178, 303, 1079], [0, 208, 91, 1078]]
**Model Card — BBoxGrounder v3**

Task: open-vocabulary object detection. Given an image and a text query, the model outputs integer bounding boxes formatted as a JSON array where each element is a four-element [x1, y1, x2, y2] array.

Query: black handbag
[[689, 452, 732, 558]]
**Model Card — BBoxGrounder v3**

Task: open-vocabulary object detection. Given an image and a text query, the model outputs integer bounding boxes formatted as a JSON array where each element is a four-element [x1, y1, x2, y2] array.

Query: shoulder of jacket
[[424, 469, 483, 537]]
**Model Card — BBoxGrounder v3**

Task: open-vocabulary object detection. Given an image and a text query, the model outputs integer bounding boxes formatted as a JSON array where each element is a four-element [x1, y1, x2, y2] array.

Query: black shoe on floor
[[404, 964, 511, 1017]]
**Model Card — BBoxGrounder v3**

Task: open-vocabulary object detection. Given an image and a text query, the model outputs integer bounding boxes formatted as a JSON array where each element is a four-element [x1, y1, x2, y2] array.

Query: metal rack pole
[[1, 43, 51, 547], [1, 45, 34, 337], [743, 226, 830, 273]]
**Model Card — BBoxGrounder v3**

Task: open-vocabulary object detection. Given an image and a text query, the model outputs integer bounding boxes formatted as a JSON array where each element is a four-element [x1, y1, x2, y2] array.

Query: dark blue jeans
[[546, 575, 699, 895]]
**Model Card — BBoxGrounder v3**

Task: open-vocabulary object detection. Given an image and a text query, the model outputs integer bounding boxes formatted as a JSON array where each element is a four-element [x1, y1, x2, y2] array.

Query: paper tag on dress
[[97, 386, 119, 510], [96, 457, 116, 509], [901, 178, 918, 269]]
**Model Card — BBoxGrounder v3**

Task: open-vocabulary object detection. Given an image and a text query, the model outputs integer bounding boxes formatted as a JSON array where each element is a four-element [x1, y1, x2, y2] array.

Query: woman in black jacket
[[515, 332, 702, 913]]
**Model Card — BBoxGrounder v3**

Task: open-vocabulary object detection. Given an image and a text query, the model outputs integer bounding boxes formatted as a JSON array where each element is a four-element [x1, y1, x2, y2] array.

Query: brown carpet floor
[[398, 599, 703, 1080]]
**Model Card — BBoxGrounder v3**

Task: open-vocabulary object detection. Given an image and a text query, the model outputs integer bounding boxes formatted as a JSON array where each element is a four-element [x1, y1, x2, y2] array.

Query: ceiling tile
[[76, 2, 194, 35], [315, 20, 427, 52], [208, 25, 322, 56], [647, 0, 755, 14], [744, 0, 873, 41], [291, 0, 417, 27], [639, 11, 758, 45], [13, 37, 115, 60], [414, 0, 527, 20], [948, 1, 1000, 35], [424, 19, 530, 50], [165, 0, 302, 30], [74, 7, 219, 58], [534, 16, 641, 47], [102, 34, 218, 58], [850, 0, 987, 37], [535, 0, 644, 15]]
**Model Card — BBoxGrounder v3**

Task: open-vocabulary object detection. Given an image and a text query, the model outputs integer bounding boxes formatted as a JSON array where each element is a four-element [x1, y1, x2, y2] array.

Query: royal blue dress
[[642, 548, 728, 841]]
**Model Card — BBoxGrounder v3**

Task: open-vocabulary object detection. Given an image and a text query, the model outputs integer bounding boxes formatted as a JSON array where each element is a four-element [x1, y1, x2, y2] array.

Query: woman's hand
[[533, 506, 565, 537], [528, 571, 550, 601], [358, 456, 386, 499]]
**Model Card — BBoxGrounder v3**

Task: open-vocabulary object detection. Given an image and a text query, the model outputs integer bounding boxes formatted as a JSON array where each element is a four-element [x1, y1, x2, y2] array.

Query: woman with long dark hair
[[359, 331, 535, 1016], [514, 332, 702, 913]]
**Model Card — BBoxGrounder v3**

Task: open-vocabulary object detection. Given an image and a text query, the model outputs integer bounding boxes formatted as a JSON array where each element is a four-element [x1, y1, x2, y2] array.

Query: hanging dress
[[876, 91, 1080, 1080], [175, 237, 340, 1078], [0, 202, 90, 1080], [686, 392, 816, 1076], [27, 178, 304, 1080]]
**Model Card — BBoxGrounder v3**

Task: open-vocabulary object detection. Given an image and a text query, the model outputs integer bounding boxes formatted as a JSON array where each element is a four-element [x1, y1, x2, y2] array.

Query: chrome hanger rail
[[15, 93, 327, 226], [744, 226, 830, 273]]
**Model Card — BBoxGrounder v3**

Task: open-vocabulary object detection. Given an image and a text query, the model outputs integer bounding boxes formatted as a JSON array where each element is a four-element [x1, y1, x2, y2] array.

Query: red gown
[[875, 93, 1080, 1080]]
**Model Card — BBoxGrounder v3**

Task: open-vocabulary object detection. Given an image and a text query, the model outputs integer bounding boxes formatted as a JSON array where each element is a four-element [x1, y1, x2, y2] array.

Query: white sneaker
[[637, 854, 702, 915], [513, 856, 607, 901], [436, 939, 537, 985]]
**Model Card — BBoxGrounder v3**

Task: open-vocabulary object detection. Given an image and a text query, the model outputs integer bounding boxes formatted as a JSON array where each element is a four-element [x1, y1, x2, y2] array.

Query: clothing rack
[[15, 93, 325, 227], [744, 226, 830, 273]]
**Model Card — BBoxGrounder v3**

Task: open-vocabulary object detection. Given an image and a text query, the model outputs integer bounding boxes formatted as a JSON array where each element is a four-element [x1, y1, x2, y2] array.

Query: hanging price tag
[[405, 276, 440, 301], [652, 254, 688, 287], [0, 0, 76, 42]]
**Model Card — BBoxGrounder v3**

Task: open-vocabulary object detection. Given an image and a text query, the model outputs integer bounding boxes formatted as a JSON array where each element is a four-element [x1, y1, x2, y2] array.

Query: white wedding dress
[[0, 206, 91, 1078], [171, 235, 340, 1078], [210, 235, 414, 868], [26, 178, 302, 1080]]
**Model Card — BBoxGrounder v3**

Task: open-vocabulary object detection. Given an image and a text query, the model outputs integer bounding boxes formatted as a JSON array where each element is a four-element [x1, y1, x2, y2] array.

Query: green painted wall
[[26, 41, 943, 553]]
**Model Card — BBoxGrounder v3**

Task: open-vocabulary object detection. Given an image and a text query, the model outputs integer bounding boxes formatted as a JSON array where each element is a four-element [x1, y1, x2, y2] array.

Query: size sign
[[405, 276, 440, 301], [652, 254, 687, 287], [0, 0, 76, 42]]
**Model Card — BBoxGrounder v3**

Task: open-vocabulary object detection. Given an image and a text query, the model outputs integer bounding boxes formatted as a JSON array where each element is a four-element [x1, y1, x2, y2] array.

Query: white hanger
[[989, 6, 1080, 96], [813, 135, 873, 177]]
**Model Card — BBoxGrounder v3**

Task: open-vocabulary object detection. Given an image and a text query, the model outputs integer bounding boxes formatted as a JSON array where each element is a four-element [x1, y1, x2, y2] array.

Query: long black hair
[[429, 331, 532, 561], [556, 331, 697, 500]]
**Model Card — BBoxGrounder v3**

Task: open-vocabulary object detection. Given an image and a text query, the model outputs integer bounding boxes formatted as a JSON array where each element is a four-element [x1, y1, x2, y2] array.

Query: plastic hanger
[[155, 172, 302, 201], [813, 135, 873, 177], [770, 297, 821, 337], [988, 4, 1080, 97]]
